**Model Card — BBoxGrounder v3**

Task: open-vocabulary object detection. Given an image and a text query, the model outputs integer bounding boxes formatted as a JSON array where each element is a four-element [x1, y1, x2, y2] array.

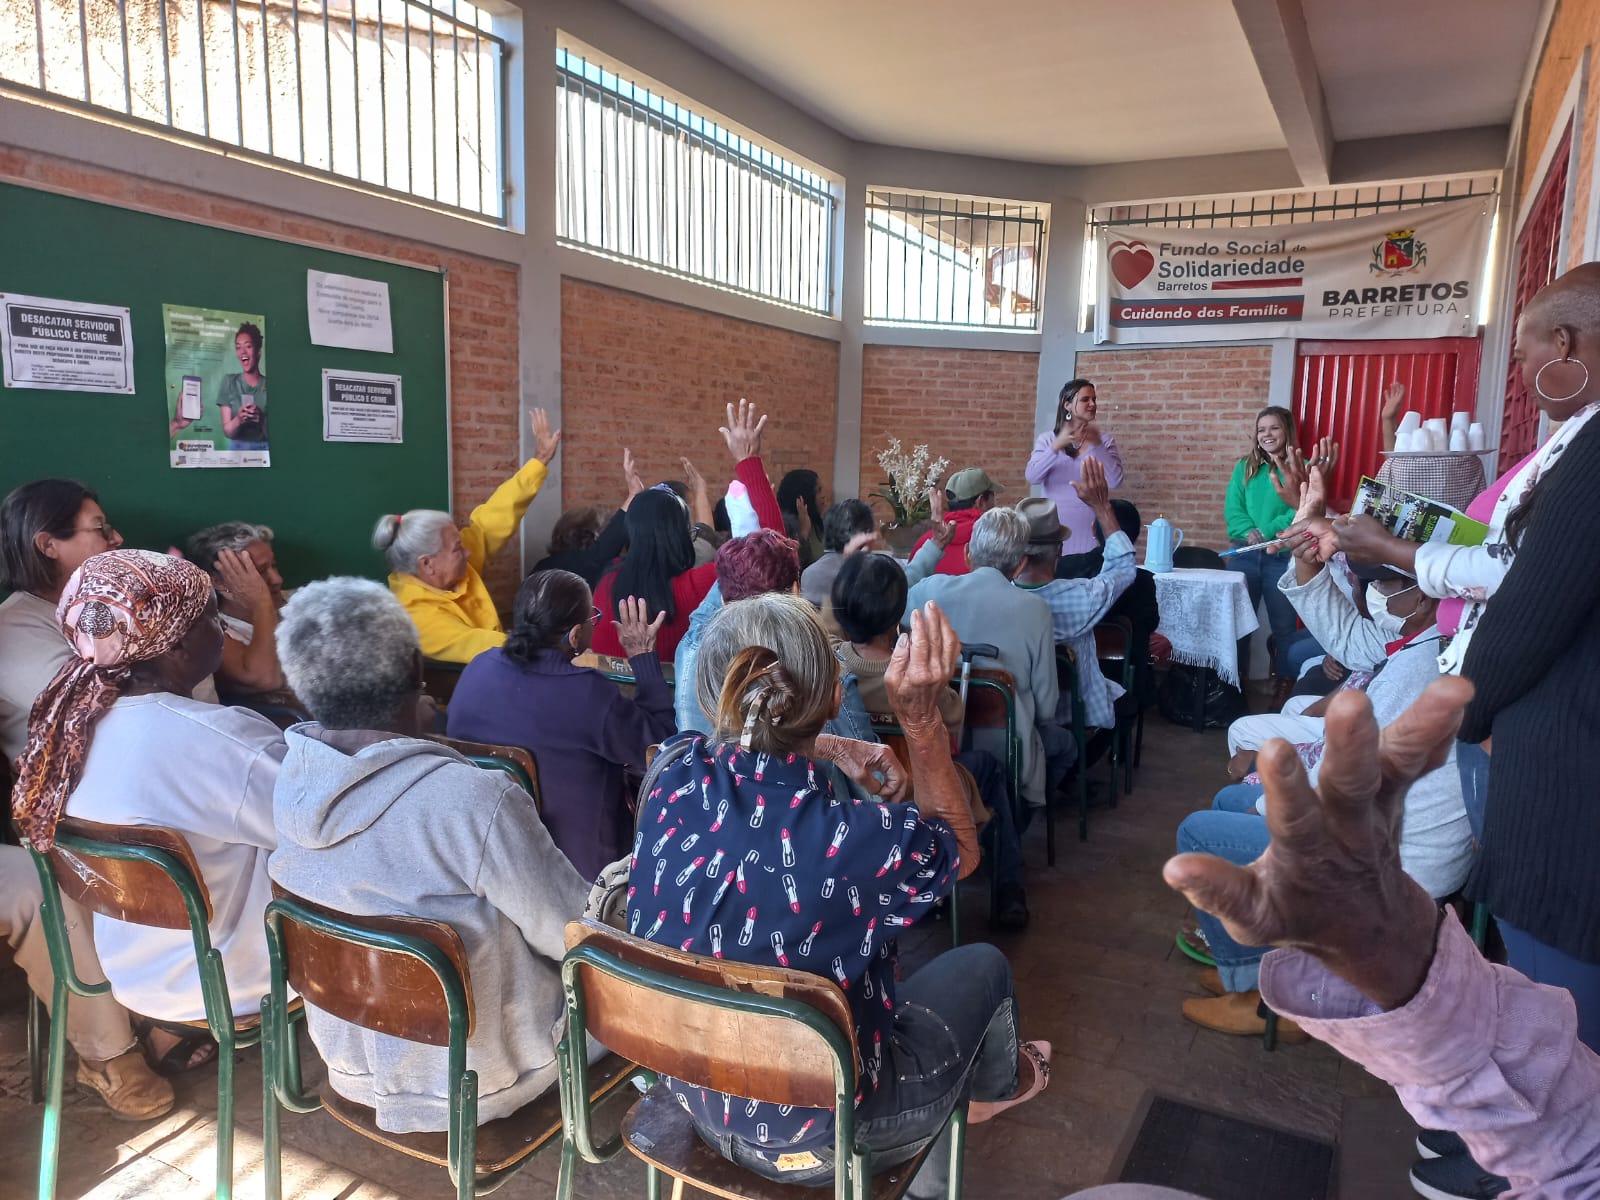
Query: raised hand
[[1330, 512, 1405, 564], [928, 481, 947, 525], [615, 596, 666, 659], [1382, 381, 1407, 424], [214, 547, 273, 613], [1069, 454, 1110, 509], [1164, 678, 1472, 1008], [886, 603, 961, 737], [843, 530, 887, 557], [718, 398, 768, 462], [531, 408, 562, 465], [621, 448, 645, 507]]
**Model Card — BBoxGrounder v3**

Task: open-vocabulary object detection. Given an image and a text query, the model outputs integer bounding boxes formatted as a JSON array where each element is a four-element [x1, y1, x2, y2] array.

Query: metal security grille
[[0, 0, 508, 222], [866, 190, 1047, 329], [556, 46, 835, 315], [1082, 176, 1499, 330]]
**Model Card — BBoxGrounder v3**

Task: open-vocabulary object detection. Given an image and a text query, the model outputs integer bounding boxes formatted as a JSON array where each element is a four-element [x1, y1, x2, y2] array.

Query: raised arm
[[213, 549, 285, 691], [719, 399, 784, 532], [463, 408, 561, 567]]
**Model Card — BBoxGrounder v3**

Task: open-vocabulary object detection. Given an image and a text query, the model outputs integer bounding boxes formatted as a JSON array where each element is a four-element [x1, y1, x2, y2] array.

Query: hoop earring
[[1534, 356, 1590, 403]]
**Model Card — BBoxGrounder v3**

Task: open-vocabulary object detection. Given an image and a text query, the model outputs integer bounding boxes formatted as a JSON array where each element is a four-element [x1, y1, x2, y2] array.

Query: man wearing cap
[[905, 507, 1064, 818], [912, 467, 1003, 576], [1173, 491, 1473, 1041], [1011, 457, 1136, 734]]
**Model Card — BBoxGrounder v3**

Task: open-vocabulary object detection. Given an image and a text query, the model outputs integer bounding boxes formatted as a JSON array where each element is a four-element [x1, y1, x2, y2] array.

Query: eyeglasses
[[588, 606, 604, 624], [75, 523, 117, 540]]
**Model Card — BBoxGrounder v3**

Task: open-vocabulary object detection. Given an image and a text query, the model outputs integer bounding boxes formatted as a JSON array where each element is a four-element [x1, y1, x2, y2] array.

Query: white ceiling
[[616, 0, 1288, 165], [1303, 0, 1544, 142]]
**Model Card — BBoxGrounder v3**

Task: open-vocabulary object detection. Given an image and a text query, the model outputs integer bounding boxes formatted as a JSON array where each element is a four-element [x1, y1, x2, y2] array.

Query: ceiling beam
[[1231, 0, 1333, 187]]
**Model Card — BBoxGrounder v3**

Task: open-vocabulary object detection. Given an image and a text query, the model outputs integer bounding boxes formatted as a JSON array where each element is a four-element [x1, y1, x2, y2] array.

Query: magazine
[[1349, 476, 1488, 546]]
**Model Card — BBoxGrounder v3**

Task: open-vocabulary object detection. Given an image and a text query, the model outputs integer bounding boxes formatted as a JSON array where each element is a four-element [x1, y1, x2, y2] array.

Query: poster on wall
[[1093, 195, 1493, 344], [164, 304, 270, 468], [0, 293, 135, 392], [307, 270, 394, 353], [322, 369, 403, 442]]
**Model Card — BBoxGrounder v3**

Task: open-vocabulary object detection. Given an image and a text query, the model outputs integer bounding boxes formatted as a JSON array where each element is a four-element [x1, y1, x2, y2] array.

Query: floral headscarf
[[12, 549, 213, 849]]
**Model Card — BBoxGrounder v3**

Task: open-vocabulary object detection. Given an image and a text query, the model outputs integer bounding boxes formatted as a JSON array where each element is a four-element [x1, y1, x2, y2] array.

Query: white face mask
[[1366, 582, 1417, 640]]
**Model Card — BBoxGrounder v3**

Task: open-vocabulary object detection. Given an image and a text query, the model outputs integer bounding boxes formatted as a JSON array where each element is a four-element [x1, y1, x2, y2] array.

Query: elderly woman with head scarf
[[12, 549, 286, 1046], [268, 577, 591, 1134], [373, 408, 562, 665], [629, 595, 1050, 1197]]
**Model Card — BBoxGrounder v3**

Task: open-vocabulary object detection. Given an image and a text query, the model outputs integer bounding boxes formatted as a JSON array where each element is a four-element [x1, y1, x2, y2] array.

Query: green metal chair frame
[[560, 928, 966, 1200], [27, 823, 286, 1200], [261, 895, 637, 1200], [957, 672, 1036, 864], [1093, 619, 1139, 798], [1054, 646, 1094, 843]]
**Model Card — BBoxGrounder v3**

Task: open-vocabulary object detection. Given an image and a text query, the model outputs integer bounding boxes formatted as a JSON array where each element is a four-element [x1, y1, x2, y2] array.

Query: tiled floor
[[0, 709, 1422, 1199]]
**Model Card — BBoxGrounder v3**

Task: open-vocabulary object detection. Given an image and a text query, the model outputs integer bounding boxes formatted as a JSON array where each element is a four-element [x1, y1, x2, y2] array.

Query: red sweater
[[912, 507, 983, 576], [590, 457, 784, 658]]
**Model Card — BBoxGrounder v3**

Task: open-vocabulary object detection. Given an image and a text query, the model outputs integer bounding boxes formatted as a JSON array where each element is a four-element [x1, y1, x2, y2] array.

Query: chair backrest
[[48, 817, 213, 930], [428, 734, 541, 809], [265, 884, 475, 1045], [960, 666, 1017, 732], [562, 918, 855, 1110], [1055, 645, 1086, 727], [1173, 546, 1227, 571], [422, 658, 465, 707], [217, 688, 313, 729]]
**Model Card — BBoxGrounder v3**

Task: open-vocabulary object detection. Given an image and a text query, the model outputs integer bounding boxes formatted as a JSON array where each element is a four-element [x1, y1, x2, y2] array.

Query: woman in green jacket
[[1225, 406, 1320, 693]]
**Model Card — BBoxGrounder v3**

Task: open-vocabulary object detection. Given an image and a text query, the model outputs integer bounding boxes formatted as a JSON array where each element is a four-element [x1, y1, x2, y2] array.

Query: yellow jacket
[[389, 458, 548, 664]]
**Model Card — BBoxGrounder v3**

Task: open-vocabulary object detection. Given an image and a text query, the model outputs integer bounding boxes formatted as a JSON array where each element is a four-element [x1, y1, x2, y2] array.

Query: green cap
[[946, 468, 1004, 502]]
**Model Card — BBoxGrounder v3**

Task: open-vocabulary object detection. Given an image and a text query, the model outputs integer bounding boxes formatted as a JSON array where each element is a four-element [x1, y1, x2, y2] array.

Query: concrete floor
[[0, 705, 1422, 1199]]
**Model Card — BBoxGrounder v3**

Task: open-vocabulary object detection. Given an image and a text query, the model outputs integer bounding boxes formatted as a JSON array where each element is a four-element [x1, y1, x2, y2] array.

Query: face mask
[[1366, 583, 1417, 640]]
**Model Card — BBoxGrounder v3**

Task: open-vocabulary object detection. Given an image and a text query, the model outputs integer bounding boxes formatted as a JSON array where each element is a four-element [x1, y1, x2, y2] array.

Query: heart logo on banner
[[1108, 240, 1156, 288]]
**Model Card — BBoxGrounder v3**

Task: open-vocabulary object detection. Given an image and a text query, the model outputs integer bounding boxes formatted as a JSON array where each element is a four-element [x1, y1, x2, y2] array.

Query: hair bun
[[371, 513, 401, 551]]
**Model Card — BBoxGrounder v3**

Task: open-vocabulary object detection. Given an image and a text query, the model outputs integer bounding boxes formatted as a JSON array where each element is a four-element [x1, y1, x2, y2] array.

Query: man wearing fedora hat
[[1011, 458, 1136, 735], [912, 467, 1004, 576]]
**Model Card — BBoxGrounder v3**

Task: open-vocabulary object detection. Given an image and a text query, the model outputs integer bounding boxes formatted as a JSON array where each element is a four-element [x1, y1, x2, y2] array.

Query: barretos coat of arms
[[1370, 228, 1427, 276]]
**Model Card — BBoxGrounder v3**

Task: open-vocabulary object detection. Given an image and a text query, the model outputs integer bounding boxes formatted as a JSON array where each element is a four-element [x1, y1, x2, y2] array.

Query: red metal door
[[1292, 338, 1483, 508], [1501, 120, 1572, 462]]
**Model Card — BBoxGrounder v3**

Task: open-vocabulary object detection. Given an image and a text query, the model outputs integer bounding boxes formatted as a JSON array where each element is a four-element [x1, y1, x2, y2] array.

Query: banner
[[1094, 195, 1493, 344], [1, 293, 134, 392], [164, 304, 270, 468]]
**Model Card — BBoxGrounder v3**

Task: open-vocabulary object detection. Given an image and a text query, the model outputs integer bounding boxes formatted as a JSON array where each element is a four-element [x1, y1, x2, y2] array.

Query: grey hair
[[277, 577, 420, 729], [968, 507, 1031, 576], [695, 593, 839, 751], [372, 510, 454, 575], [186, 521, 273, 573]]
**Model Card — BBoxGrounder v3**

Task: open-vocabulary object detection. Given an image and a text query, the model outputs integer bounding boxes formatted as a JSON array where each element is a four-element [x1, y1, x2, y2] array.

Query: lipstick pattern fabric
[[626, 733, 958, 1154]]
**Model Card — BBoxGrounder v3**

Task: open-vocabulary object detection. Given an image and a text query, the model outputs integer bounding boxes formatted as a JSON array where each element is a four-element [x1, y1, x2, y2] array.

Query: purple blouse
[[1025, 431, 1125, 554]]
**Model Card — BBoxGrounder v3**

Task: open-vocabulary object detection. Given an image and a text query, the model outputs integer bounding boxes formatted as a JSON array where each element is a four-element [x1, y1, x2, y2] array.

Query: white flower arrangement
[[872, 438, 950, 525]]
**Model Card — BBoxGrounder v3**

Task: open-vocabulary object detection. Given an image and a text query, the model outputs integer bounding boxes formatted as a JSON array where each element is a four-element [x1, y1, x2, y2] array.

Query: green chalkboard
[[0, 181, 449, 586]]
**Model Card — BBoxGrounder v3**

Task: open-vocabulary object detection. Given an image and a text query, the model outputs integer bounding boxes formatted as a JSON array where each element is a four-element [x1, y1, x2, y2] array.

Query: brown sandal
[[968, 1040, 1051, 1124]]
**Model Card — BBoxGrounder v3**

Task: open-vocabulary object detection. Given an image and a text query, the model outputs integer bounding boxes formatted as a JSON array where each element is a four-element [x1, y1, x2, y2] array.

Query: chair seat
[[621, 1084, 931, 1200], [320, 1053, 637, 1174]]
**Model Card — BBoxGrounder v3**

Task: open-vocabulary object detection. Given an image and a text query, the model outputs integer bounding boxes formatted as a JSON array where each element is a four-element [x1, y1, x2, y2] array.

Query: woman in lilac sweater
[[447, 569, 675, 880], [1025, 378, 1125, 554]]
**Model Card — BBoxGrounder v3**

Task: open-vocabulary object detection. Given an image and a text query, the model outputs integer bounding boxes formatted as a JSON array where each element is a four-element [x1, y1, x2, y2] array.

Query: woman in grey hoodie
[[269, 577, 591, 1135]]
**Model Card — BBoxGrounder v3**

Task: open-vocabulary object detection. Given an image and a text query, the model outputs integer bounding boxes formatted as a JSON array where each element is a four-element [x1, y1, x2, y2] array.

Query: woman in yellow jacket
[[374, 408, 562, 664]]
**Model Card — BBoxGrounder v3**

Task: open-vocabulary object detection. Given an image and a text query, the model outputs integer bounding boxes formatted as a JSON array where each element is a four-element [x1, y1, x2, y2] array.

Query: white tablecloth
[[1149, 567, 1259, 689]]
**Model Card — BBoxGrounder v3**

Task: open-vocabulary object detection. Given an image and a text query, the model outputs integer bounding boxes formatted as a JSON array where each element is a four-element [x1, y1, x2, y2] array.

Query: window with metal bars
[[865, 190, 1047, 330], [555, 45, 836, 315], [1081, 176, 1499, 331], [0, 0, 508, 222]]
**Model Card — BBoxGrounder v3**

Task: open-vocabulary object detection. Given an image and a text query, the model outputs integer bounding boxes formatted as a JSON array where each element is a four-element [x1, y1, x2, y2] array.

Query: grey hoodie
[[269, 726, 590, 1134]]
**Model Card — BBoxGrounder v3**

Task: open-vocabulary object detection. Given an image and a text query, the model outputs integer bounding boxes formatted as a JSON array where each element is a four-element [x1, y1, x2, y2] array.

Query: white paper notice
[[1, 292, 135, 392], [323, 369, 403, 442], [307, 271, 394, 353]]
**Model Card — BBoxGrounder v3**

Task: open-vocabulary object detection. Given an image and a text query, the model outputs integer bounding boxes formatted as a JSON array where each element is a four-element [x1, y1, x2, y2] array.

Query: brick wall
[[0, 146, 524, 606], [1520, 0, 1600, 269], [558, 278, 840, 520], [1073, 345, 1276, 552], [858, 346, 1039, 522]]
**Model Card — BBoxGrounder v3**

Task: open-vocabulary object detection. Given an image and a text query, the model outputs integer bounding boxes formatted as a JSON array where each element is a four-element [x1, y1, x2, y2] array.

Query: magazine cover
[[1350, 475, 1488, 546]]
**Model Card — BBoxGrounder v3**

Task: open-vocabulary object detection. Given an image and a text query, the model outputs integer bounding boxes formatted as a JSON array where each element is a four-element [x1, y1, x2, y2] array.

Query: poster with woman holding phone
[[164, 304, 270, 467]]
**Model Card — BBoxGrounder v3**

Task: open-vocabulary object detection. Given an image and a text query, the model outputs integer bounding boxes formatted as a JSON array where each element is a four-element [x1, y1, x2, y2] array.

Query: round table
[[1148, 567, 1259, 728]]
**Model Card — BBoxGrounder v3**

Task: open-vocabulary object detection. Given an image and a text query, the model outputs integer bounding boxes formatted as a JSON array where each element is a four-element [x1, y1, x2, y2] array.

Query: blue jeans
[[1226, 541, 1316, 676], [709, 943, 1020, 1198], [1212, 782, 1265, 814], [1498, 921, 1600, 1053], [1177, 803, 1272, 992], [1456, 740, 1490, 844], [959, 749, 1024, 892]]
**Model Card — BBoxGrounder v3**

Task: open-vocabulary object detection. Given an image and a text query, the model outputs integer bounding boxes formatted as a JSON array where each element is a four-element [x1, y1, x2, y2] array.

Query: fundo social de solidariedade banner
[[1093, 194, 1493, 344]]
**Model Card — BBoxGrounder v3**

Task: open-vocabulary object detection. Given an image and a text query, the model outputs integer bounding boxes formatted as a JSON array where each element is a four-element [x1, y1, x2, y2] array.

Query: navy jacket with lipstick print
[[625, 733, 959, 1155]]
